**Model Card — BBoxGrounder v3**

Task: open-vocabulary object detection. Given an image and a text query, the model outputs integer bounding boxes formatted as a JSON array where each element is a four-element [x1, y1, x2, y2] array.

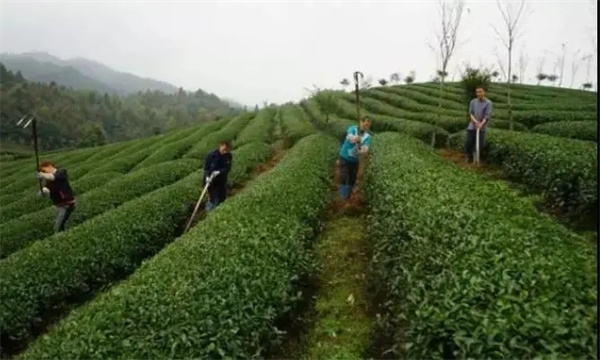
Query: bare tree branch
[[492, 25, 510, 49], [432, 0, 465, 84], [557, 43, 567, 87], [494, 48, 507, 80], [428, 0, 465, 147], [570, 49, 582, 88], [495, 0, 528, 130], [517, 47, 530, 84], [582, 54, 593, 83]]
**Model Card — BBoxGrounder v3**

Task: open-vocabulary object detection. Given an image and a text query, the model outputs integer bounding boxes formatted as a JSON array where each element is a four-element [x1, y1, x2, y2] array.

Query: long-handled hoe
[[474, 128, 481, 165], [353, 71, 364, 121], [183, 174, 215, 234], [16, 113, 43, 192]]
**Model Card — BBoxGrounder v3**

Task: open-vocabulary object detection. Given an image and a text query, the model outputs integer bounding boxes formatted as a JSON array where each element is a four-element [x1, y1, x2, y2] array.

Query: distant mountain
[[0, 52, 179, 94], [64, 56, 180, 94], [0, 55, 118, 94], [0, 63, 240, 151]]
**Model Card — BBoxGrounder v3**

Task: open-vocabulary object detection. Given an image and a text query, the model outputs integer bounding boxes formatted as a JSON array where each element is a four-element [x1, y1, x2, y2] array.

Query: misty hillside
[[0, 63, 239, 150], [0, 55, 117, 94], [1, 52, 179, 94]]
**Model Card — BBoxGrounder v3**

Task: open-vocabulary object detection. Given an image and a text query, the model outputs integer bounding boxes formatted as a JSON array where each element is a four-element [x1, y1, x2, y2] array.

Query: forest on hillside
[[0, 64, 239, 151]]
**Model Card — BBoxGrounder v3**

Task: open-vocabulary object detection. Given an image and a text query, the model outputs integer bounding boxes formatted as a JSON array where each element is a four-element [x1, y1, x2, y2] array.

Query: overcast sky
[[1, 0, 597, 105]]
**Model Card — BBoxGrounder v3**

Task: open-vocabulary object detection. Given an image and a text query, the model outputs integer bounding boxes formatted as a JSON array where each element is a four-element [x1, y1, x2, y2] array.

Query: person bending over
[[203, 141, 233, 212], [338, 117, 373, 200], [36, 161, 76, 233]]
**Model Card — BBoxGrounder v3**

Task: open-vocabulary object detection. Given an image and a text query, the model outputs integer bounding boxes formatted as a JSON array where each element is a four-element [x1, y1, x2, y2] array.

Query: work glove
[[36, 172, 44, 180], [211, 170, 220, 178], [38, 187, 50, 197]]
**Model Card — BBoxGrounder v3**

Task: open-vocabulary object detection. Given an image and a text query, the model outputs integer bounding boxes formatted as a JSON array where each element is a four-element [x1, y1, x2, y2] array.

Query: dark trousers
[[465, 129, 486, 162], [339, 157, 359, 187], [54, 203, 75, 233], [206, 179, 227, 211]]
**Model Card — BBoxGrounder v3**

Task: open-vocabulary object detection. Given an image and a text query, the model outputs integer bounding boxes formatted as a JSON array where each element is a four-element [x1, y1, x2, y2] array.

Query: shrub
[[83, 137, 149, 163], [327, 119, 357, 142], [0, 148, 102, 195], [70, 146, 155, 179], [300, 98, 348, 130], [0, 141, 272, 354], [17, 134, 338, 359], [0, 159, 199, 258], [0, 136, 162, 199], [234, 108, 276, 147], [375, 87, 465, 111], [365, 132, 596, 359], [1, 159, 33, 177], [309, 88, 342, 125], [459, 67, 493, 104], [370, 114, 449, 146], [133, 120, 227, 170], [226, 142, 272, 188], [410, 83, 465, 103], [184, 112, 256, 159], [495, 102, 597, 112], [279, 104, 317, 147], [532, 121, 598, 142], [0, 172, 122, 224], [494, 83, 597, 103], [340, 92, 465, 133], [509, 110, 597, 128], [448, 129, 597, 217], [487, 120, 528, 131], [0, 147, 99, 186], [326, 94, 450, 145]]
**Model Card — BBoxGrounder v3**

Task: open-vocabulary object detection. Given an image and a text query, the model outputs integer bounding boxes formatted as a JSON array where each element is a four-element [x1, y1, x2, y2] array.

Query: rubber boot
[[205, 200, 215, 212], [338, 185, 351, 199]]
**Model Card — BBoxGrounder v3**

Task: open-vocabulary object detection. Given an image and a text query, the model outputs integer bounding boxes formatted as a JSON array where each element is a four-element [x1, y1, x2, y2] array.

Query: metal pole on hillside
[[16, 113, 43, 192], [353, 71, 364, 121]]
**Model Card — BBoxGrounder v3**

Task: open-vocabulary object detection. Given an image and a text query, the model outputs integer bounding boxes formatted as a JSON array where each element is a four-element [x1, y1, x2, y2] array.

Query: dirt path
[[438, 148, 504, 177]]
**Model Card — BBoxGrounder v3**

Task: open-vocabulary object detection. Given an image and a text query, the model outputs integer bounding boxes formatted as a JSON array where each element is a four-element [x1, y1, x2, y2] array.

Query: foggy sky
[[1, 0, 597, 106]]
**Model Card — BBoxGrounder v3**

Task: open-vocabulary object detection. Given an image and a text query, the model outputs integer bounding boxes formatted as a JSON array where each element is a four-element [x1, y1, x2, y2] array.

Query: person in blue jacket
[[338, 117, 373, 199], [203, 141, 233, 212]]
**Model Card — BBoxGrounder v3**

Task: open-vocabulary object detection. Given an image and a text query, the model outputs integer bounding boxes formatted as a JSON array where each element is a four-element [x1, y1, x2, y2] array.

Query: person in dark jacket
[[36, 161, 76, 233], [203, 141, 233, 212]]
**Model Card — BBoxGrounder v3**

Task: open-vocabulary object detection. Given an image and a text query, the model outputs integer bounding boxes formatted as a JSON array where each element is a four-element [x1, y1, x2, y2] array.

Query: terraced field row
[[0, 82, 596, 359], [366, 133, 596, 359], [4, 133, 334, 359], [0, 101, 329, 356]]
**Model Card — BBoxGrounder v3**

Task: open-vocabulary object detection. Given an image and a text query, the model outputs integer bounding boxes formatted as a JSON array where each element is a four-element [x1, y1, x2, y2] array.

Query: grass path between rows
[[437, 147, 597, 241], [271, 159, 375, 360]]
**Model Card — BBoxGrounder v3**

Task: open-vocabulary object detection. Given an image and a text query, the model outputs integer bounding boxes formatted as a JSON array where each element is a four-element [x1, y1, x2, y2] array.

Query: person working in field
[[36, 161, 76, 233], [203, 141, 233, 212], [338, 117, 373, 200], [465, 86, 493, 163]]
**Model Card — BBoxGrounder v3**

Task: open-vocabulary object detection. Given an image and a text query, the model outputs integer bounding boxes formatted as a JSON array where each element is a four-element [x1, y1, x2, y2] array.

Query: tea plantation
[[0, 82, 596, 359]]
